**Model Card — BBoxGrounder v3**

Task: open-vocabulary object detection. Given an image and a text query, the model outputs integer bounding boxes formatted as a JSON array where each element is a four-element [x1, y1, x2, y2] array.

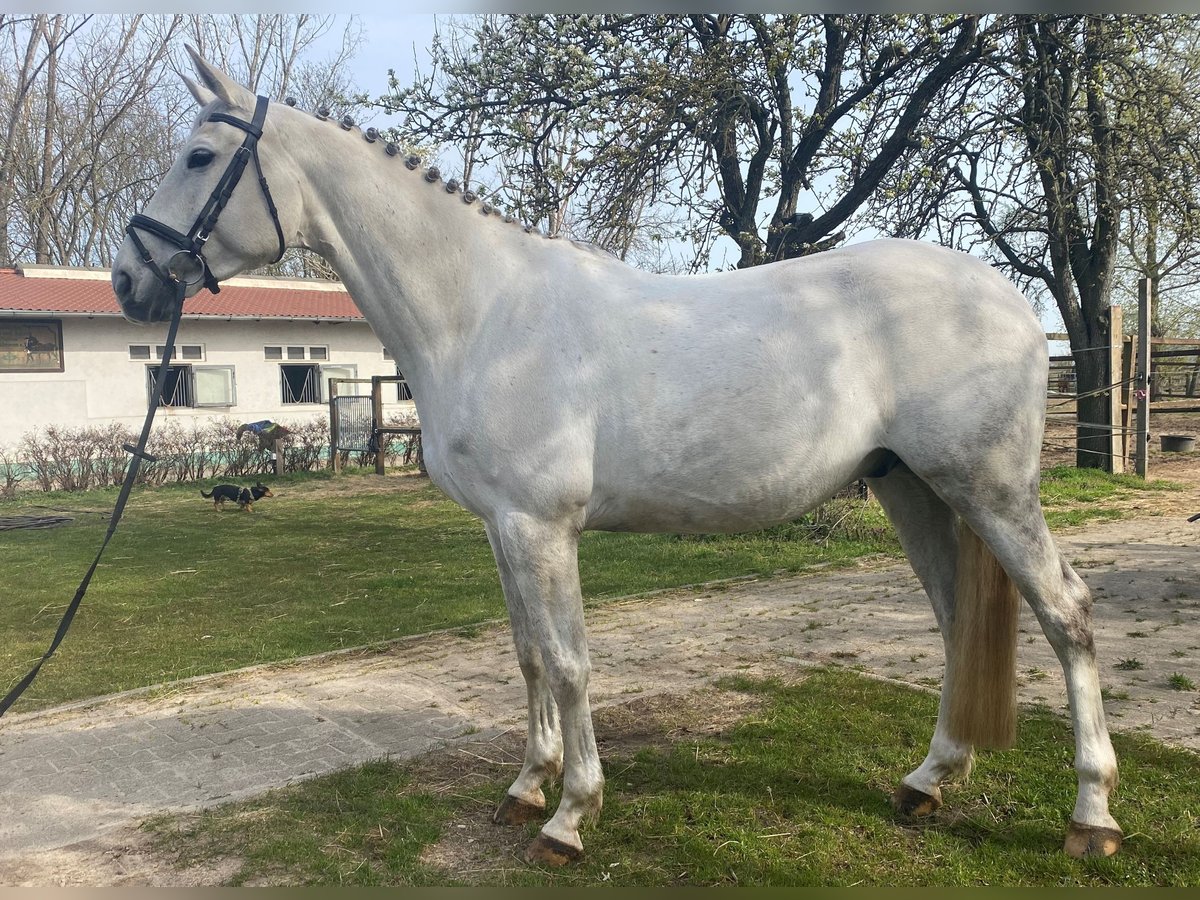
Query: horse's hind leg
[[953, 496, 1122, 857], [488, 512, 603, 864], [874, 462, 1120, 856], [485, 523, 563, 826], [866, 465, 974, 814]]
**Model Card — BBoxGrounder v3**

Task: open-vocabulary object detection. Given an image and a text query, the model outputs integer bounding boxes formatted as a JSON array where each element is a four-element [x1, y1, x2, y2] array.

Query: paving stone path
[[1, 512, 1197, 884]]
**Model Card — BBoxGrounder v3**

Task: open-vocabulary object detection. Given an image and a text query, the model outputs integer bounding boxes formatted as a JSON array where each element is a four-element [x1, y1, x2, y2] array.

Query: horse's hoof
[[493, 793, 544, 826], [1064, 821, 1123, 858], [891, 783, 942, 819], [523, 832, 583, 866]]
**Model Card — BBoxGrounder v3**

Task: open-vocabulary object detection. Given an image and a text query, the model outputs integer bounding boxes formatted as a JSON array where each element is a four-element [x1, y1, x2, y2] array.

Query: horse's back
[[578, 240, 1046, 532]]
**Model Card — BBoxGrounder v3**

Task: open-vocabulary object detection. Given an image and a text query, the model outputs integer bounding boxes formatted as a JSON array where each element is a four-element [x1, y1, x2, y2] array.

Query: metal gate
[[328, 375, 422, 474], [332, 395, 375, 452]]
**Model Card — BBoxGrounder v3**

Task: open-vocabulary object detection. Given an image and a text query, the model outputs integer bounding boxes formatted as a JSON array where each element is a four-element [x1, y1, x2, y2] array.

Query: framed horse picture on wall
[[0, 318, 64, 373]]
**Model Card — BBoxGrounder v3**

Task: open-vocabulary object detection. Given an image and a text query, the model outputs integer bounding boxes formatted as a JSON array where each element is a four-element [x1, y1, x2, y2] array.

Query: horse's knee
[[543, 654, 590, 703], [514, 647, 546, 683]]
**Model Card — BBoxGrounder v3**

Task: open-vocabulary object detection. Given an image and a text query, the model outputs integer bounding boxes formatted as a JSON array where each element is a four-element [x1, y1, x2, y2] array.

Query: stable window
[[131, 344, 203, 361], [280, 363, 355, 404], [193, 366, 237, 406], [266, 344, 329, 361], [147, 364, 236, 407], [319, 364, 356, 400], [147, 365, 193, 407], [2, 318, 63, 372], [396, 367, 413, 401], [280, 364, 319, 404]]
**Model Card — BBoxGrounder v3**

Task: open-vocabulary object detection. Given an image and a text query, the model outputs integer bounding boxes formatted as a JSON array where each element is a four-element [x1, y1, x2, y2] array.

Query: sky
[[320, 13, 439, 109]]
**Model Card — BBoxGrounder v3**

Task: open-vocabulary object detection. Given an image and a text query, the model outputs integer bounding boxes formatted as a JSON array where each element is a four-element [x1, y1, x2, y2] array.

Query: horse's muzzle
[[112, 261, 178, 324]]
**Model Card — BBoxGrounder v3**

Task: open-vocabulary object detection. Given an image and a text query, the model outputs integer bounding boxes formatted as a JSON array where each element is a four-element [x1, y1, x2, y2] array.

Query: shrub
[[283, 415, 329, 473], [18, 423, 138, 492], [4, 407, 427, 494], [0, 446, 25, 499], [6, 413, 349, 493]]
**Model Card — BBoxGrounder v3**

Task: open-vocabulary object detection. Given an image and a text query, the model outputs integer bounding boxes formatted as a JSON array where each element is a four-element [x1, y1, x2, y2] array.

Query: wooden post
[[273, 438, 284, 476], [1106, 304, 1123, 474], [372, 375, 385, 476], [329, 378, 341, 474], [1135, 279, 1153, 478], [1120, 335, 1134, 470]]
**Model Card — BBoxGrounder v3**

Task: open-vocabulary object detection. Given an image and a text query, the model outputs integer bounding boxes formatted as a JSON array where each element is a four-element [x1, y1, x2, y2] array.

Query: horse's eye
[[187, 149, 215, 170]]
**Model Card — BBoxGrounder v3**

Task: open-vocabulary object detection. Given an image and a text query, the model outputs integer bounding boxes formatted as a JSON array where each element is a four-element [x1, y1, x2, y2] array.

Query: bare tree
[[1, 14, 182, 267], [0, 14, 365, 273], [0, 14, 89, 264], [178, 15, 363, 114], [870, 15, 1200, 467], [381, 14, 997, 270], [1114, 24, 1200, 344]]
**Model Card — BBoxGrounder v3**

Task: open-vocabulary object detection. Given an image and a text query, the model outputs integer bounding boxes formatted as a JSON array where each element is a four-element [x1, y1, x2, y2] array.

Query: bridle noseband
[[126, 94, 286, 295]]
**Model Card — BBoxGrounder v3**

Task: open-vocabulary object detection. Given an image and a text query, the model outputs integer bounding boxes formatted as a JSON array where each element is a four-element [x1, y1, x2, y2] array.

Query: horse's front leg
[[485, 523, 563, 825], [491, 511, 602, 865]]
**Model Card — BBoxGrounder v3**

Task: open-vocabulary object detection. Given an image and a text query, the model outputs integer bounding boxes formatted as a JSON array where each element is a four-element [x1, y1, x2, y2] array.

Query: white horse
[[112, 51, 1122, 864]]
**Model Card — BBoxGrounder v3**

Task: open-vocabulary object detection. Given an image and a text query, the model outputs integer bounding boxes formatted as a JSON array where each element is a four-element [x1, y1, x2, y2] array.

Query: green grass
[[0, 465, 1178, 712], [0, 474, 898, 711], [1167, 673, 1196, 691], [143, 669, 1200, 886], [1038, 466, 1179, 528]]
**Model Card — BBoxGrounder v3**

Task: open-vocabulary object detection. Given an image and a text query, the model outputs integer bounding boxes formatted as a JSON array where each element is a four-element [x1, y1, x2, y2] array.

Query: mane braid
[[302, 101, 616, 255], [304, 102, 544, 240], [290, 99, 609, 255]]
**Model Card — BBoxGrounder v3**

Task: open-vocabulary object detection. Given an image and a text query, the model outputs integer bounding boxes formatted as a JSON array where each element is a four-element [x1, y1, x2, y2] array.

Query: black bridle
[[0, 95, 287, 719], [126, 94, 285, 295]]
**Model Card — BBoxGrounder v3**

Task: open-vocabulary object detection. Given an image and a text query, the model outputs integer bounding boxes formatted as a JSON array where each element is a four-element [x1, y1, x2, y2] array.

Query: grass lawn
[[142, 669, 1200, 886], [0, 471, 898, 711], [1038, 466, 1178, 527], [0, 465, 1178, 711]]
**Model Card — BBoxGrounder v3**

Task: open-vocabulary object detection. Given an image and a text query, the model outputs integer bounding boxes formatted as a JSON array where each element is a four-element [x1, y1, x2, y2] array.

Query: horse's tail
[[945, 521, 1020, 749], [200, 488, 213, 498]]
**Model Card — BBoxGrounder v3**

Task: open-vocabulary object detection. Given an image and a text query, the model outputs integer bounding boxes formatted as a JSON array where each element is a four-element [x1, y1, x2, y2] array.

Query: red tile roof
[[0, 267, 364, 321]]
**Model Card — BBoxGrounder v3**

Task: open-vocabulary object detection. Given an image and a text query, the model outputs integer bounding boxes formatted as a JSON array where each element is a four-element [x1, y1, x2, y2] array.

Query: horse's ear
[[185, 44, 252, 109], [181, 74, 217, 109]]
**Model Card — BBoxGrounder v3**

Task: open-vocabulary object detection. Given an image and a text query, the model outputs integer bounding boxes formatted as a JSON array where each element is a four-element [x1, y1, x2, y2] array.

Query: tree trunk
[[1073, 347, 1111, 469], [0, 16, 47, 266], [34, 15, 63, 264]]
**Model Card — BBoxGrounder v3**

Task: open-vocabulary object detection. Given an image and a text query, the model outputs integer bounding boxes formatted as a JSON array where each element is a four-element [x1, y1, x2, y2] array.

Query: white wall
[[0, 315, 416, 449]]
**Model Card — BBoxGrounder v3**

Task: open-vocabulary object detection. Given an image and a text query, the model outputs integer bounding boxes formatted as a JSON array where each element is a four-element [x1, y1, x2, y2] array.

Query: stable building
[[0, 265, 415, 450]]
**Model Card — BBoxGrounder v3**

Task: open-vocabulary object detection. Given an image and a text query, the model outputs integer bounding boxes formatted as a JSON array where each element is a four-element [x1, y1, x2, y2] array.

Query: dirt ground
[[1, 434, 1197, 887], [1042, 410, 1200, 477]]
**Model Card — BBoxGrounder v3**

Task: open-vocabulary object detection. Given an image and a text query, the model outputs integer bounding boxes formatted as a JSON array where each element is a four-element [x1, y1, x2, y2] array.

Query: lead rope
[[0, 279, 186, 717]]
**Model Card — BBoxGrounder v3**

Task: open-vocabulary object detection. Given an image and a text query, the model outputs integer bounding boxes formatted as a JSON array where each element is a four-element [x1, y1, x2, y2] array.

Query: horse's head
[[112, 48, 288, 323]]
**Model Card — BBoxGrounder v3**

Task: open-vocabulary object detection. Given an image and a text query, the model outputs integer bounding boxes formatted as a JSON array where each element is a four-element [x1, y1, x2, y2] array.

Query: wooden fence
[[1047, 280, 1199, 477]]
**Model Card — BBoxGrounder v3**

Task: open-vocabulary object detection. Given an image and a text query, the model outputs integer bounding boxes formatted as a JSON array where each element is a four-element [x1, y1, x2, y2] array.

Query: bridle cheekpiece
[[126, 94, 286, 295]]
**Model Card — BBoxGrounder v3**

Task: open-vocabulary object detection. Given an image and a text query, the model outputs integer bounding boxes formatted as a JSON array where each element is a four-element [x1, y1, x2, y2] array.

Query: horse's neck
[[280, 109, 533, 400]]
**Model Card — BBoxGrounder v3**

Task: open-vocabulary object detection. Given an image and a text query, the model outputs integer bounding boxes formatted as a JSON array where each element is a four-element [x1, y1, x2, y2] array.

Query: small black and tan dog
[[200, 481, 273, 511]]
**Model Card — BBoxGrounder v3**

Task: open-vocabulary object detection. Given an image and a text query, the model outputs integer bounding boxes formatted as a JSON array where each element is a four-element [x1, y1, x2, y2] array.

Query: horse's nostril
[[114, 269, 132, 301]]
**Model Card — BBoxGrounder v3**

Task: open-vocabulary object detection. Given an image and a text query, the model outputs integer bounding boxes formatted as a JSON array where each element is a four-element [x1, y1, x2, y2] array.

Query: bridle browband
[[126, 94, 286, 295]]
